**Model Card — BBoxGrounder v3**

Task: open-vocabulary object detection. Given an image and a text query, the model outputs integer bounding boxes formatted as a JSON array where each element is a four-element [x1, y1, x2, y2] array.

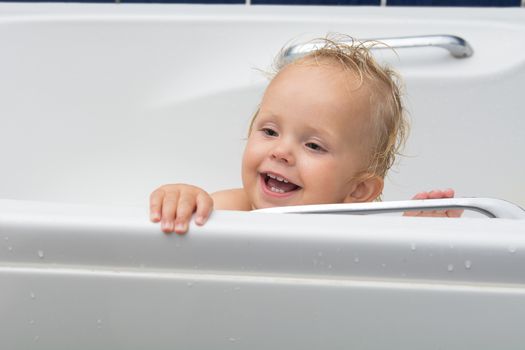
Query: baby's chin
[[254, 194, 351, 210], [252, 194, 309, 210]]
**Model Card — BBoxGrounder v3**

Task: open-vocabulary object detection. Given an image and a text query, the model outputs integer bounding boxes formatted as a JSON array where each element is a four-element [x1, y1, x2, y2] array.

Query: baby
[[150, 38, 461, 234]]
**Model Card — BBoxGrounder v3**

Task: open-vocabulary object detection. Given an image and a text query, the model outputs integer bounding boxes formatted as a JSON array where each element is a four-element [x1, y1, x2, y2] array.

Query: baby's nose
[[270, 143, 295, 164]]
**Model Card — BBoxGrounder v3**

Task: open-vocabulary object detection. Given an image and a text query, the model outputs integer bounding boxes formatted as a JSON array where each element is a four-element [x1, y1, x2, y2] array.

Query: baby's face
[[242, 60, 373, 209]]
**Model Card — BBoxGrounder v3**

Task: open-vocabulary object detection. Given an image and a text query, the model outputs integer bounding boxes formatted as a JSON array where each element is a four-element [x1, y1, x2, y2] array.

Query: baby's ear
[[344, 174, 384, 203]]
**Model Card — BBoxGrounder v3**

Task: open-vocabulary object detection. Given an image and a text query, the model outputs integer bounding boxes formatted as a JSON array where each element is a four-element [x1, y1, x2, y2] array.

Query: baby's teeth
[[267, 173, 290, 184], [270, 187, 284, 194]]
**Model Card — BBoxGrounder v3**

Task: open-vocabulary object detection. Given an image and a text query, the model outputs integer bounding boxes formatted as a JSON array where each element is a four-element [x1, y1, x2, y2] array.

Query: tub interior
[[0, 4, 524, 207]]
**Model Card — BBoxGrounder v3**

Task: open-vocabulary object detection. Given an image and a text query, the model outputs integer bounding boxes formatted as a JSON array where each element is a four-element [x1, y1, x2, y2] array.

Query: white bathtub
[[0, 4, 524, 349]]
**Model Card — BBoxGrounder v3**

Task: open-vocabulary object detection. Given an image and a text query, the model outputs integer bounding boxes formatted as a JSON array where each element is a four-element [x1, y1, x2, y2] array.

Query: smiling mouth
[[261, 172, 301, 195]]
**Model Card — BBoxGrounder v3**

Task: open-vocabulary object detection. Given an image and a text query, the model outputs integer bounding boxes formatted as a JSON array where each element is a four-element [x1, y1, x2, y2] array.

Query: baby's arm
[[404, 189, 463, 217], [149, 185, 249, 234], [212, 188, 252, 211]]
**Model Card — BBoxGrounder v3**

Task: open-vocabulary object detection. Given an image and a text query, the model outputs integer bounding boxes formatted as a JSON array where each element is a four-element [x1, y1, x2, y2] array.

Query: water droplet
[[410, 243, 416, 251], [354, 257, 360, 263], [464, 260, 472, 269], [7, 246, 12, 252], [327, 264, 332, 269], [29, 319, 35, 325], [4, 237, 8, 241], [186, 281, 194, 288], [508, 246, 517, 254], [449, 244, 455, 249], [234, 286, 241, 291], [447, 264, 454, 272], [30, 292, 35, 299], [229, 337, 237, 342], [97, 319, 102, 328], [33, 335, 40, 342], [37, 250, 44, 259], [381, 263, 386, 268]]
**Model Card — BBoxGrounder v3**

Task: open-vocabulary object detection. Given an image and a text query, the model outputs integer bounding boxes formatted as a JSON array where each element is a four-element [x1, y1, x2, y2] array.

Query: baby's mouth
[[261, 172, 301, 194]]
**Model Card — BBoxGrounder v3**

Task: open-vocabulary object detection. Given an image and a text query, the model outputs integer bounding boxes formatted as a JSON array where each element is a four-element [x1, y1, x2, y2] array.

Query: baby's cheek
[[241, 143, 257, 167], [315, 160, 356, 200], [241, 145, 263, 185], [304, 168, 340, 200]]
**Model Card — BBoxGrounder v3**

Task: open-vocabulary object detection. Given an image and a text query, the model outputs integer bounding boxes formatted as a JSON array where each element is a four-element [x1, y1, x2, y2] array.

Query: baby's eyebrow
[[258, 110, 281, 121], [257, 111, 340, 144], [253, 113, 283, 128], [302, 124, 338, 142]]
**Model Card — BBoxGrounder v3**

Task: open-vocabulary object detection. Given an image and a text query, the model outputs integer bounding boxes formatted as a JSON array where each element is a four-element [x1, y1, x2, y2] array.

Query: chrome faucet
[[282, 34, 474, 63]]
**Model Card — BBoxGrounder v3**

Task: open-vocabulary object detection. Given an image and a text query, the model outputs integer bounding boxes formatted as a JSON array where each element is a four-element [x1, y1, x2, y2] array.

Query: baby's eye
[[305, 142, 326, 152], [262, 128, 278, 137]]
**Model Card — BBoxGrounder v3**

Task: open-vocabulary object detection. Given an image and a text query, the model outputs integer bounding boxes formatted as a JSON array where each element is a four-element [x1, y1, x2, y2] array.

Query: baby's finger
[[411, 192, 429, 200], [161, 191, 180, 233], [149, 189, 164, 222], [195, 192, 214, 225], [428, 190, 445, 199], [447, 209, 464, 218], [432, 210, 448, 217], [403, 210, 423, 217], [174, 193, 196, 234], [443, 188, 455, 198], [405, 192, 428, 216], [442, 189, 462, 216]]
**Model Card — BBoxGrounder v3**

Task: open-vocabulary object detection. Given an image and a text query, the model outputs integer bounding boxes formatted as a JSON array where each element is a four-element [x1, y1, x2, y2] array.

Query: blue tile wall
[[4, 0, 244, 2], [121, 0, 243, 3], [252, 0, 380, 4], [387, 0, 520, 6]]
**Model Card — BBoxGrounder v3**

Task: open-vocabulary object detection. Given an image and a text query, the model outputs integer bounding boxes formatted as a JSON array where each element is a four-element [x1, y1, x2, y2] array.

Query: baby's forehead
[[274, 57, 370, 96], [261, 75, 373, 130], [281, 56, 358, 76]]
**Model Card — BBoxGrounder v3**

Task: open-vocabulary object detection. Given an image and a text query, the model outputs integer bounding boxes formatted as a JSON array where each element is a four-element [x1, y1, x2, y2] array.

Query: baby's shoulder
[[211, 188, 252, 211]]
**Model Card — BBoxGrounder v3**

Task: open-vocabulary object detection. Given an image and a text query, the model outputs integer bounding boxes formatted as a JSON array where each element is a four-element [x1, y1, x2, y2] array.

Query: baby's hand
[[149, 184, 214, 234], [403, 189, 463, 218]]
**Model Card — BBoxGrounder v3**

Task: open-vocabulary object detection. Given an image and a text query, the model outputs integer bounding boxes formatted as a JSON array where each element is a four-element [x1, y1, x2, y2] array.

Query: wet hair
[[250, 35, 408, 182]]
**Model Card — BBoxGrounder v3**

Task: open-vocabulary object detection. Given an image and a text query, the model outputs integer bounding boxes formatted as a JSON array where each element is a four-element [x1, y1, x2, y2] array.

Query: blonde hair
[[250, 35, 408, 181]]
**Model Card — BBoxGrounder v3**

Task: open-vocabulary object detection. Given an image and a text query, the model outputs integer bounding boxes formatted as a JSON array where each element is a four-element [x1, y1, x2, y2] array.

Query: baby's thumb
[[195, 193, 214, 225]]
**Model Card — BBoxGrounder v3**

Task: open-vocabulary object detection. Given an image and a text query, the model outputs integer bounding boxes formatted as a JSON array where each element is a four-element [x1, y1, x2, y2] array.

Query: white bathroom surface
[[0, 198, 524, 349], [0, 4, 524, 207], [0, 5, 525, 349]]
